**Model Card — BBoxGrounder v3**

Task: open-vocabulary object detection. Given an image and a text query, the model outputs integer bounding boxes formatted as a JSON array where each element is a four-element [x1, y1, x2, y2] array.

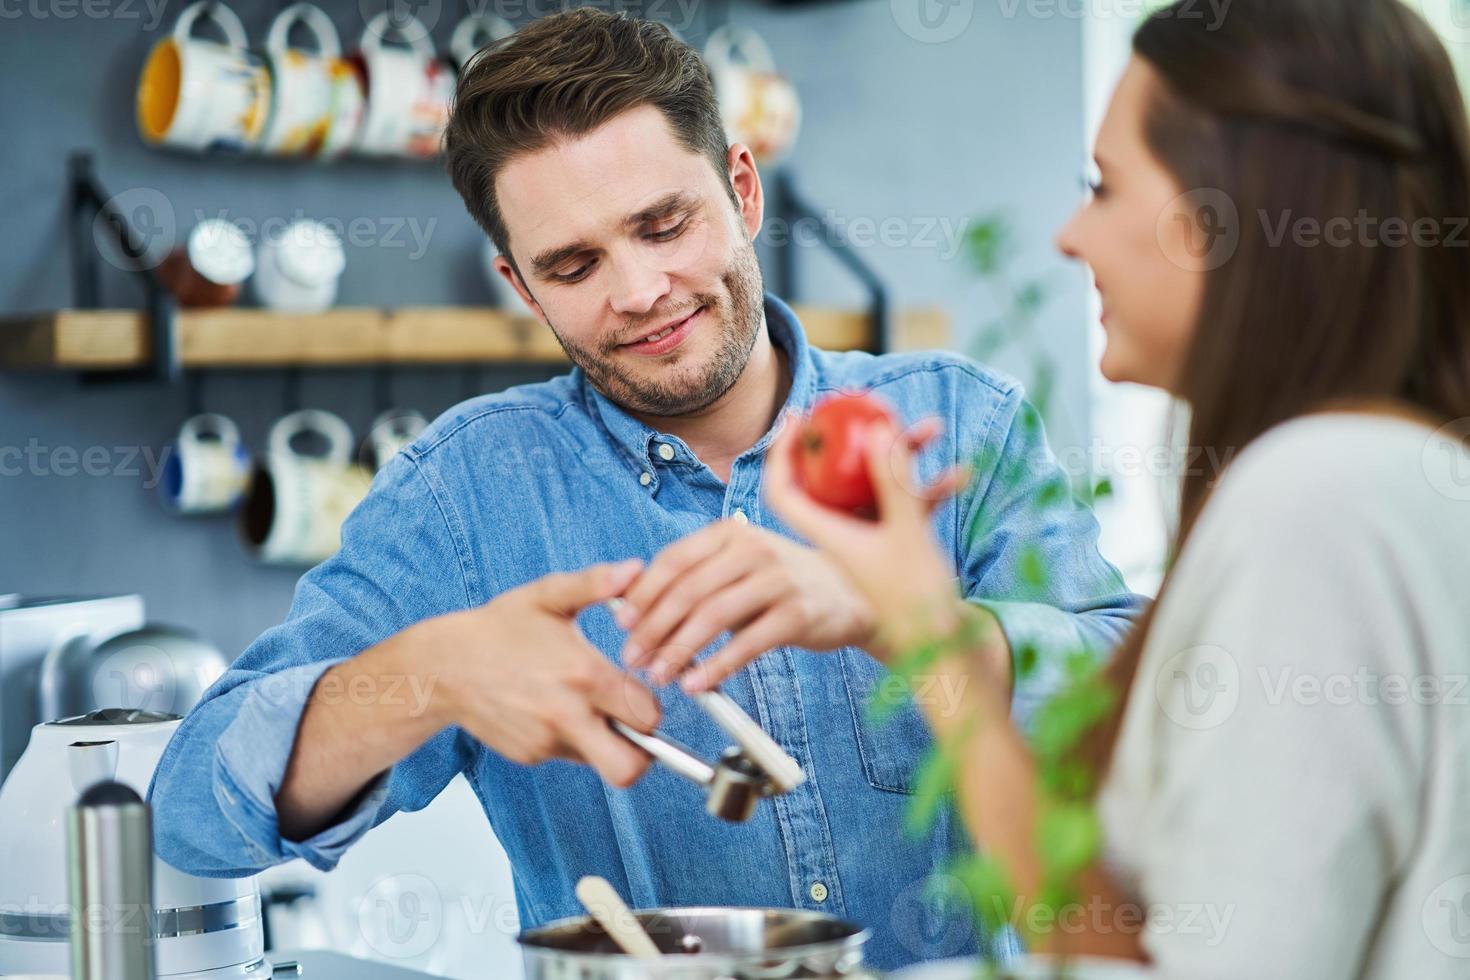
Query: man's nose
[[606, 249, 672, 317]]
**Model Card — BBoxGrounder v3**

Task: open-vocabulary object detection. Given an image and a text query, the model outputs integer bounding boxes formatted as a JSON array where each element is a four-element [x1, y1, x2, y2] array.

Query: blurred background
[[1, 0, 1467, 976]]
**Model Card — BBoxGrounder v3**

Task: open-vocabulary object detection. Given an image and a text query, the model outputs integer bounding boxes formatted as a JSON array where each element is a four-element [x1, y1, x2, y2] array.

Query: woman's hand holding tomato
[[765, 394, 1007, 675]]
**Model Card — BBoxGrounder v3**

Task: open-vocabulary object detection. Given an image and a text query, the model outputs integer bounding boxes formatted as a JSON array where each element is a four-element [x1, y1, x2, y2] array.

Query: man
[[149, 9, 1142, 970]]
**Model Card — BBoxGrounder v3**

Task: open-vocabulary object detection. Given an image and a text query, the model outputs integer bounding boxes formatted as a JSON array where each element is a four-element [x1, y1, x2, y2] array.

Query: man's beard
[[546, 241, 765, 417]]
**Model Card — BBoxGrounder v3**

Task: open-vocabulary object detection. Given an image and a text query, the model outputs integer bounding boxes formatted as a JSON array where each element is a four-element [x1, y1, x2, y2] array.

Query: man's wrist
[[376, 615, 459, 735]]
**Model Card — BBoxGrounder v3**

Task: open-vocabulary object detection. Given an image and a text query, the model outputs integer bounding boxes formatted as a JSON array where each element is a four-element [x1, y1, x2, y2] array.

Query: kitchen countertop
[[269, 949, 444, 980], [267, 948, 888, 979]]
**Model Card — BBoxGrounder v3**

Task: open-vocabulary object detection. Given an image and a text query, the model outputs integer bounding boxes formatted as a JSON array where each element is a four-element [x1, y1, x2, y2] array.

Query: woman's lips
[[622, 306, 702, 356]]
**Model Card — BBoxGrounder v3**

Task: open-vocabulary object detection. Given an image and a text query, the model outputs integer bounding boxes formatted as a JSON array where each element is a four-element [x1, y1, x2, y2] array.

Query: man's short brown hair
[[444, 8, 731, 266]]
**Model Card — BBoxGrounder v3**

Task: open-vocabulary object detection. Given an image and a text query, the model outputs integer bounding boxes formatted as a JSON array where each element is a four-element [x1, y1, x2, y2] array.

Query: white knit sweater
[[1098, 412, 1470, 979]]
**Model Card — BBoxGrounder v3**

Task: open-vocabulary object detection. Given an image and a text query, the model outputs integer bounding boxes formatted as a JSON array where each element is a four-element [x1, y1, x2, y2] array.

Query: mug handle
[[370, 408, 428, 441], [270, 409, 354, 464], [179, 412, 242, 449], [449, 12, 514, 68], [174, 0, 249, 50], [267, 3, 342, 59], [359, 11, 435, 61], [703, 25, 776, 74]]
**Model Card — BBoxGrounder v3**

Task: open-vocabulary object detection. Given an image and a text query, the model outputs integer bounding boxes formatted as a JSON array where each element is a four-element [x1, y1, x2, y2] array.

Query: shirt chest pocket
[[838, 648, 941, 795]]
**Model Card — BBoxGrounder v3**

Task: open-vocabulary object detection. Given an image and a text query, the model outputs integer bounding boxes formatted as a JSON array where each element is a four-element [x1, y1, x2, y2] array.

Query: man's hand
[[612, 519, 877, 692], [422, 559, 662, 787]]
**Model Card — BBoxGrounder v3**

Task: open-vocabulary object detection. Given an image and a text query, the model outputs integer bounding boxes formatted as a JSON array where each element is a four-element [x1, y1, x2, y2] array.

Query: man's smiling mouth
[[619, 305, 705, 352]]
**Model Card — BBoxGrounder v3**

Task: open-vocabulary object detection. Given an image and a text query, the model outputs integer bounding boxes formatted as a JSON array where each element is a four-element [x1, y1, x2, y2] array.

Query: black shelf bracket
[[769, 168, 891, 355], [68, 151, 180, 384]]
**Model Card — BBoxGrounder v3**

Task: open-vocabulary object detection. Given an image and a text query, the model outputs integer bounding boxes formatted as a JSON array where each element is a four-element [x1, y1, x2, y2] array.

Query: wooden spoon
[[575, 875, 662, 959]]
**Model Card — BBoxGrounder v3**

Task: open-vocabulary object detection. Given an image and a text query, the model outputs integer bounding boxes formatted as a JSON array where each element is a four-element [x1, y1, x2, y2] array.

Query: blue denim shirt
[[149, 294, 1143, 971]]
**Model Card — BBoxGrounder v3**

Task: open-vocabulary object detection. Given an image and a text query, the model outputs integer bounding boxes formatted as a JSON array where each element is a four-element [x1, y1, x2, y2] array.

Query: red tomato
[[789, 390, 898, 517]]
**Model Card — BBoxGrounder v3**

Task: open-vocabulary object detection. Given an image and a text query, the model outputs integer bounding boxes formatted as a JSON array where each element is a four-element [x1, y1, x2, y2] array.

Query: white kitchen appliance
[[0, 594, 146, 784], [0, 707, 292, 979]]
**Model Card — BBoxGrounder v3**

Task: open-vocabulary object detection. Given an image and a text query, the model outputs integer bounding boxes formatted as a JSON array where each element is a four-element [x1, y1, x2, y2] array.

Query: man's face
[[493, 105, 767, 417]]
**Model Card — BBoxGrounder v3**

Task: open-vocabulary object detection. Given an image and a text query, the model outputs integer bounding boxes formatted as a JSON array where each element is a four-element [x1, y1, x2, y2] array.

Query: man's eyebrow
[[528, 193, 697, 278], [529, 240, 594, 278], [625, 192, 696, 228]]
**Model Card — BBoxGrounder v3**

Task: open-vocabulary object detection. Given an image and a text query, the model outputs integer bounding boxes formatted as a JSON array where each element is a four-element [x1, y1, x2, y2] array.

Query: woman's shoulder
[[1204, 410, 1467, 533], [1164, 410, 1470, 654]]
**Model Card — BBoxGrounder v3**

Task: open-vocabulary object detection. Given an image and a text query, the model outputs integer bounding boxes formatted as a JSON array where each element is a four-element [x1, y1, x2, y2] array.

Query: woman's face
[[1057, 56, 1207, 393]]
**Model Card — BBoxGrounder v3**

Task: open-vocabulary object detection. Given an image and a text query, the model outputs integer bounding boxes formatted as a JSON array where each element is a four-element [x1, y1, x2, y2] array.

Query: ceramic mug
[[136, 0, 272, 152], [157, 218, 256, 308], [239, 410, 372, 566], [447, 11, 515, 72], [362, 409, 427, 472], [159, 413, 251, 514], [260, 3, 364, 158], [254, 218, 346, 312], [703, 26, 801, 165], [349, 12, 456, 158]]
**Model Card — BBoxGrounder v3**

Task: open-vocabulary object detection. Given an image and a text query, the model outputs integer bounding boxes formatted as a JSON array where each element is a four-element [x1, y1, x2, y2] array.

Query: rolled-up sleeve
[[148, 450, 480, 877], [957, 389, 1147, 726], [212, 658, 392, 871]]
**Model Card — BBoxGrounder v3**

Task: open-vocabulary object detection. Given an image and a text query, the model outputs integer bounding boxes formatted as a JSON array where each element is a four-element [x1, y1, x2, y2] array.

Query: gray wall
[[0, 0, 1088, 659]]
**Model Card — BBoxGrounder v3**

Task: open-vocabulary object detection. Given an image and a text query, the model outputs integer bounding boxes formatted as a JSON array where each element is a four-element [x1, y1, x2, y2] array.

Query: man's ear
[[726, 143, 764, 241], [492, 253, 549, 327]]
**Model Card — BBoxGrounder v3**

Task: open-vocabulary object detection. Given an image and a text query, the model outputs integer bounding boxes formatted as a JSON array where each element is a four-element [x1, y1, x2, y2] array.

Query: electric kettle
[[0, 708, 291, 978]]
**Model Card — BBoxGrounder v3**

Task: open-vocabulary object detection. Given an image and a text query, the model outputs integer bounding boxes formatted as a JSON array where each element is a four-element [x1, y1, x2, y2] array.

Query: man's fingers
[[644, 572, 788, 685], [533, 559, 644, 617], [621, 547, 761, 668], [618, 524, 729, 627], [587, 657, 663, 734], [564, 715, 654, 789], [680, 607, 795, 693]]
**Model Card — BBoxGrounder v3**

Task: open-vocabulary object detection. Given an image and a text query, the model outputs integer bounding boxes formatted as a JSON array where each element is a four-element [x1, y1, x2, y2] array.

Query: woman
[[764, 0, 1470, 976]]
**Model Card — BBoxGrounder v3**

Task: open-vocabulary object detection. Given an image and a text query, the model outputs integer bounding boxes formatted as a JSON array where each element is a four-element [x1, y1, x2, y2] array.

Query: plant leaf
[[1039, 802, 1102, 878]]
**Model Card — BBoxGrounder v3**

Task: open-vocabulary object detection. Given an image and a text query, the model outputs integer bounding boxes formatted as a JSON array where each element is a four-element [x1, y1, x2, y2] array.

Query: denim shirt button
[[808, 881, 828, 903], [732, 508, 749, 525], [657, 443, 676, 461], [639, 472, 653, 487]]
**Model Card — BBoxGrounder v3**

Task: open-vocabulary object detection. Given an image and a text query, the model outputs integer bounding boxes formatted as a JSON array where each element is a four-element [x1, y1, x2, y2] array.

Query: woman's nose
[[1056, 207, 1085, 260]]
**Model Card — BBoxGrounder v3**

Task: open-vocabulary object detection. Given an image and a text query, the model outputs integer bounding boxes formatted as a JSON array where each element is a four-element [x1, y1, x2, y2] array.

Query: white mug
[[703, 26, 801, 165], [261, 4, 364, 158], [254, 218, 346, 312], [159, 413, 252, 514], [447, 11, 514, 72], [136, 1, 271, 152], [362, 409, 427, 471], [239, 410, 372, 566], [349, 12, 456, 158]]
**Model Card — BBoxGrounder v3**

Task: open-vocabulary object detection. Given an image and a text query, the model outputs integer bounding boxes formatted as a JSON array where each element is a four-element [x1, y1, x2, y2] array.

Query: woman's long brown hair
[[1089, 0, 1470, 773]]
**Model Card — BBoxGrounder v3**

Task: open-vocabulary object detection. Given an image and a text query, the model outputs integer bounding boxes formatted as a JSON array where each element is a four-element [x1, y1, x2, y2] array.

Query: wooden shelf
[[0, 306, 949, 371]]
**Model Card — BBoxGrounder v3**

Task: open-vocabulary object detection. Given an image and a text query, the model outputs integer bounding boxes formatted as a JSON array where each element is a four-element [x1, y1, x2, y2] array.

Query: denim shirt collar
[[577, 293, 819, 469]]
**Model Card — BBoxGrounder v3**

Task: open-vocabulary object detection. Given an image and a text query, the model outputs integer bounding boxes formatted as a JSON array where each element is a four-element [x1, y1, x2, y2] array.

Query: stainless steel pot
[[518, 906, 871, 980]]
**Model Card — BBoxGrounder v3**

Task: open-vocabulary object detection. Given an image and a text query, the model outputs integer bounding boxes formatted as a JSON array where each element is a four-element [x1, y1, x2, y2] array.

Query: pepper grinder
[[67, 780, 155, 980]]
